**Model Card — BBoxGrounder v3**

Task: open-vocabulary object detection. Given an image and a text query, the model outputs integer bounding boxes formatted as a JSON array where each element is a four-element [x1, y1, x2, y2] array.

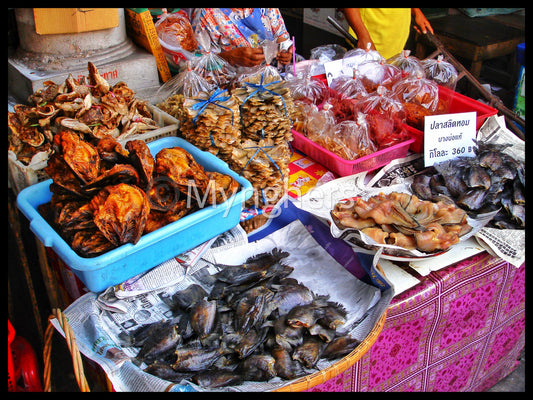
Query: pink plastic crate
[[291, 129, 414, 177], [407, 85, 498, 153]]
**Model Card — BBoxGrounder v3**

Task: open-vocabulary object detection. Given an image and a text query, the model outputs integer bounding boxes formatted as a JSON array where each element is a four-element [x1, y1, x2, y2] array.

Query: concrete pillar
[[8, 8, 160, 102]]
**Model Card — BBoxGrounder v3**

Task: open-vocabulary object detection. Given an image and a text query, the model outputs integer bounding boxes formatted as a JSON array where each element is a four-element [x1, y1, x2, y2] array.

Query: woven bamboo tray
[[43, 307, 387, 392], [274, 310, 387, 392]]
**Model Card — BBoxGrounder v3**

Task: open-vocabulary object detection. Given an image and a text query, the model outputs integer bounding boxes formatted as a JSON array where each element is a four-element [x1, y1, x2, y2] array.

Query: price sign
[[424, 111, 477, 167]]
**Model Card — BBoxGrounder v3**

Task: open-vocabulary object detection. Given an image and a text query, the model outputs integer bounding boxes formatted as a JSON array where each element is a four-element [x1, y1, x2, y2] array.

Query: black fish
[[272, 345, 306, 380], [191, 370, 243, 388], [322, 335, 360, 360], [292, 336, 325, 369]]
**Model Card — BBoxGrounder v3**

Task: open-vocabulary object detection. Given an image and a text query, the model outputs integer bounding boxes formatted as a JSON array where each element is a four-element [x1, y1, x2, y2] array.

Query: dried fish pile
[[411, 141, 525, 229], [41, 133, 239, 257], [158, 90, 241, 160], [158, 78, 295, 208], [122, 248, 360, 389], [8, 62, 159, 166], [331, 191, 472, 253]]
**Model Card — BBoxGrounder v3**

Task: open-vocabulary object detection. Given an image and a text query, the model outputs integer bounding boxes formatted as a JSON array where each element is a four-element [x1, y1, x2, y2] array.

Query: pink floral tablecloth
[[307, 252, 525, 392]]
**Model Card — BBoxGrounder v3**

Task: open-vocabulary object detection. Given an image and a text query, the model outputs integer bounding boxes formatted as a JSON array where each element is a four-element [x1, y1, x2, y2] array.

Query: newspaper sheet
[[52, 219, 392, 392], [293, 115, 525, 271]]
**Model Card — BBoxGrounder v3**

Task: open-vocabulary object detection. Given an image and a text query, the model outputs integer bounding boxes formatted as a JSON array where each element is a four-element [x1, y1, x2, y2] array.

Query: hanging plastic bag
[[386, 50, 424, 78], [192, 30, 236, 88], [357, 59, 402, 93], [422, 55, 458, 91], [155, 10, 198, 71]]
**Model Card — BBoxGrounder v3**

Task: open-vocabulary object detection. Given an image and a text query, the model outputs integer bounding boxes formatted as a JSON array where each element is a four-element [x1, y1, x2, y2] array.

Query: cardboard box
[[33, 8, 119, 34], [125, 8, 172, 82]]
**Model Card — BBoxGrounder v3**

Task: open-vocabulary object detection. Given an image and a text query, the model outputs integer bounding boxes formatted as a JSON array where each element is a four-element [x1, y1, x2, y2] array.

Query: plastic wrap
[[155, 10, 198, 71], [342, 42, 384, 68], [356, 85, 405, 120], [391, 73, 439, 129], [422, 55, 458, 91], [285, 68, 329, 105], [192, 30, 236, 88], [386, 50, 424, 78], [153, 61, 213, 102], [237, 40, 281, 84], [357, 60, 402, 93], [334, 115, 377, 160], [329, 69, 368, 102]]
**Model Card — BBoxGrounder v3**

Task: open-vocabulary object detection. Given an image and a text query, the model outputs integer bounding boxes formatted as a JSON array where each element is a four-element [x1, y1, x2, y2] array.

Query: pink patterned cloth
[[306, 252, 525, 392]]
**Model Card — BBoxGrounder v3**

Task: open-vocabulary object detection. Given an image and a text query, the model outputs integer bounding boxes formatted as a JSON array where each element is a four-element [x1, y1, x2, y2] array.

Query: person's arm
[[219, 47, 265, 67], [340, 8, 376, 51], [411, 8, 434, 35]]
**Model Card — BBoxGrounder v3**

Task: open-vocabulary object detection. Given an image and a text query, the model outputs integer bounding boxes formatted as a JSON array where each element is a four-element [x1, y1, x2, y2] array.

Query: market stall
[[8, 8, 524, 392]]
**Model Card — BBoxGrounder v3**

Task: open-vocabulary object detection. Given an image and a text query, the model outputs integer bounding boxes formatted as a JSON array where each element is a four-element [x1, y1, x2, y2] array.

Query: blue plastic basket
[[17, 137, 253, 293]]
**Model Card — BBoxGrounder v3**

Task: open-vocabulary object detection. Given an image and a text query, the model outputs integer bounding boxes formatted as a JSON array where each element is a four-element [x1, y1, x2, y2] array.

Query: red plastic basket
[[8, 320, 42, 392], [406, 85, 498, 153], [291, 129, 414, 177]]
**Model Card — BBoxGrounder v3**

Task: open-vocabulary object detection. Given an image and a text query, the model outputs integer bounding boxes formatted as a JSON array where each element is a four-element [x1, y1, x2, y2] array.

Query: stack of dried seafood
[[158, 89, 241, 161], [159, 76, 295, 208], [331, 191, 472, 253], [41, 132, 239, 257], [8, 62, 159, 166], [120, 248, 360, 389], [410, 141, 525, 229]]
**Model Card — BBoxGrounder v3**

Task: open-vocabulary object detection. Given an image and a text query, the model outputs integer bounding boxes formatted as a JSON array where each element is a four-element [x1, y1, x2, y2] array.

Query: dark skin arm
[[340, 8, 434, 51], [218, 38, 293, 67]]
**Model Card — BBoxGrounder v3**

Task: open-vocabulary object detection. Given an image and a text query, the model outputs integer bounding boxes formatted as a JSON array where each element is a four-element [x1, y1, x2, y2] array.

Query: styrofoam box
[[8, 104, 179, 195], [17, 137, 253, 293]]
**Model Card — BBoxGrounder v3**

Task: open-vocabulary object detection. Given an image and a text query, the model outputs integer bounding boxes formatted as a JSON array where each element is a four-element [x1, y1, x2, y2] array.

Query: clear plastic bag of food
[[356, 85, 406, 121], [329, 69, 368, 101], [285, 66, 329, 105], [391, 72, 439, 129], [391, 72, 439, 111], [238, 39, 281, 84], [335, 114, 377, 159], [386, 50, 424, 78], [422, 55, 458, 91], [153, 61, 214, 102], [357, 59, 402, 93], [303, 102, 336, 144], [192, 30, 236, 88], [343, 42, 384, 69], [155, 10, 198, 71], [310, 44, 347, 63]]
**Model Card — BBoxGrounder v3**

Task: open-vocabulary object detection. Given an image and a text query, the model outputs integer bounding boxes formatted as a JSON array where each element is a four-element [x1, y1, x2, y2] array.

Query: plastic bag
[[310, 44, 347, 62], [357, 60, 402, 93], [153, 61, 214, 102], [192, 30, 236, 88], [390, 73, 439, 130], [386, 50, 424, 78], [155, 10, 198, 71], [285, 66, 329, 106], [391, 73, 439, 111], [329, 69, 368, 101], [356, 85, 406, 121], [237, 39, 281, 84], [422, 55, 458, 91], [343, 42, 384, 69], [334, 115, 377, 160]]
